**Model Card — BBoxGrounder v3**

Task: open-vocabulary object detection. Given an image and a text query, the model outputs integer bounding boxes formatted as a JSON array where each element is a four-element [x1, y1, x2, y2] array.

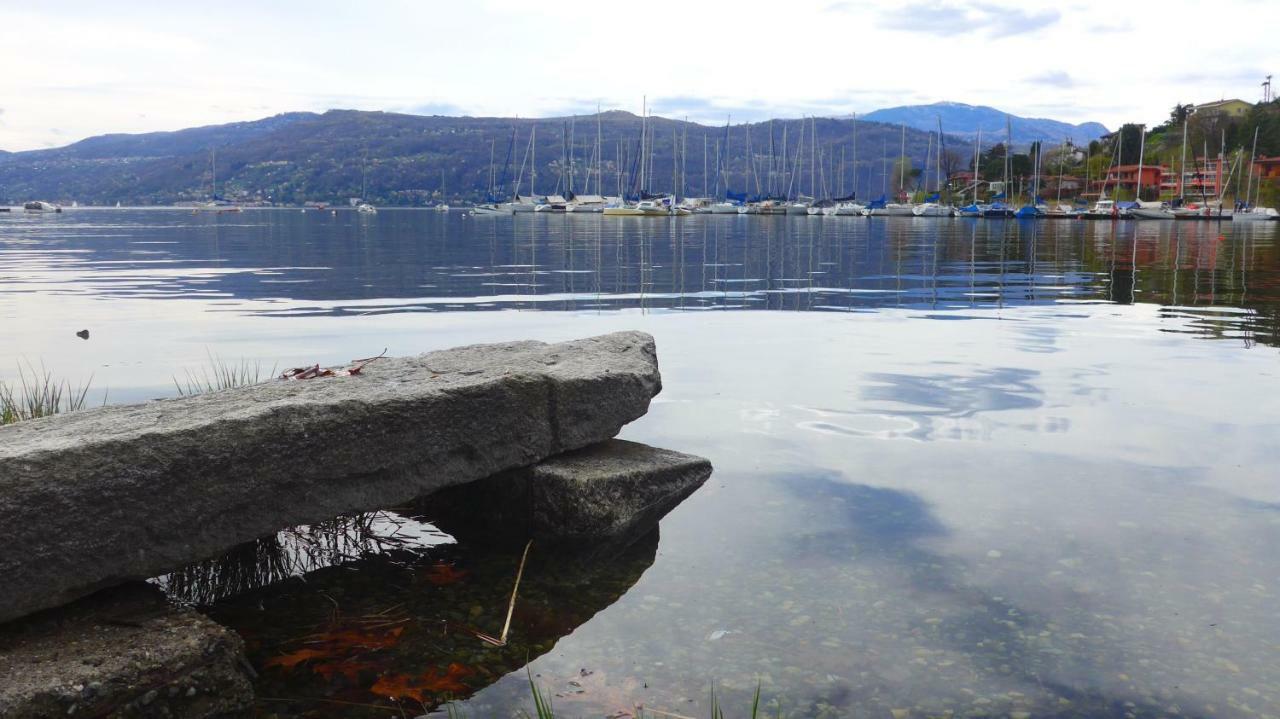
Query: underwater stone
[[0, 332, 661, 623], [0, 583, 252, 718]]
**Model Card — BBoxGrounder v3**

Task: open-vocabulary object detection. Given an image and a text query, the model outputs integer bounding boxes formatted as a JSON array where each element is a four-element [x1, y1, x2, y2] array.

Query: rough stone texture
[[0, 583, 252, 718], [423, 439, 712, 546], [0, 332, 660, 623]]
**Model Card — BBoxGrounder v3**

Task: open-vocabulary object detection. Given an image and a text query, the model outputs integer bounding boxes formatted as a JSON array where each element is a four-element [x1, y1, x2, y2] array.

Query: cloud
[[400, 101, 468, 117], [1025, 71, 1077, 88], [880, 2, 1060, 38]]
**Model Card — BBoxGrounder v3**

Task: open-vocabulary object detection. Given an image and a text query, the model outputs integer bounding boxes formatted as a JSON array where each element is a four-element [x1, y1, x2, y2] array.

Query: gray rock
[[0, 332, 660, 623], [0, 583, 252, 718], [423, 439, 712, 546]]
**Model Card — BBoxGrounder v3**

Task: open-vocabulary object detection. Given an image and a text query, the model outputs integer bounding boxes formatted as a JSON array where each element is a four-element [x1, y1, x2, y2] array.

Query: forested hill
[[0, 110, 974, 206]]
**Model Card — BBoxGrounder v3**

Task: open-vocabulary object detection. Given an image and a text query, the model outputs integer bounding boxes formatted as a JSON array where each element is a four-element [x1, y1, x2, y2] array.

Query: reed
[[0, 362, 94, 426], [174, 351, 273, 396]]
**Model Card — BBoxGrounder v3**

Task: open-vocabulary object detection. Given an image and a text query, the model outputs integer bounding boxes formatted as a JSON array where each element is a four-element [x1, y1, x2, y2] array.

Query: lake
[[2, 209, 1279, 718]]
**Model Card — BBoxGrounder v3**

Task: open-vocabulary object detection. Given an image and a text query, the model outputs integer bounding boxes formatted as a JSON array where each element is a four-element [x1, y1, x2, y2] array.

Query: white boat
[[567, 195, 608, 213], [912, 203, 954, 217], [785, 202, 810, 215], [356, 203, 377, 214], [833, 201, 867, 216], [472, 203, 508, 215], [709, 201, 741, 214], [868, 203, 914, 216], [1232, 207, 1279, 222], [535, 194, 569, 212], [434, 204, 450, 213], [1130, 201, 1175, 220], [603, 198, 673, 216], [499, 195, 540, 213], [678, 197, 714, 213], [23, 201, 61, 212]]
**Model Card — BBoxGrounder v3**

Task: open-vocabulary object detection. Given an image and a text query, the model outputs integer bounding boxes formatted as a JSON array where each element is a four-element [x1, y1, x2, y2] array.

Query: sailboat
[[914, 119, 954, 216], [1129, 125, 1178, 220], [191, 148, 242, 213], [957, 130, 985, 217], [983, 117, 1016, 217], [869, 124, 914, 216], [1233, 127, 1276, 221]]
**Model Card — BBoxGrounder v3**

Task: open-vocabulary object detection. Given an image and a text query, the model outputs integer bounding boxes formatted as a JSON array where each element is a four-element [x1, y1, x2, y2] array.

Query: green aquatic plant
[[524, 669, 556, 719], [0, 362, 94, 426], [173, 351, 273, 396]]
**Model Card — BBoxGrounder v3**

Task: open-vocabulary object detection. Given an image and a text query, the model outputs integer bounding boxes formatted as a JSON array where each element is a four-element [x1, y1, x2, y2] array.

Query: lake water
[[3, 209, 1279, 718]]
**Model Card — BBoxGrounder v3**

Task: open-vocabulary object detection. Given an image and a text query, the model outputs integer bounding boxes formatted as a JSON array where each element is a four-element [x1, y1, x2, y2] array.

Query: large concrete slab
[[0, 332, 660, 623], [0, 583, 252, 718], [422, 439, 712, 547]]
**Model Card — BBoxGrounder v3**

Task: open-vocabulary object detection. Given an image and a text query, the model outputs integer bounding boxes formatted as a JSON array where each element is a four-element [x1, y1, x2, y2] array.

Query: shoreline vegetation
[[0, 354, 271, 427], [0, 362, 96, 426]]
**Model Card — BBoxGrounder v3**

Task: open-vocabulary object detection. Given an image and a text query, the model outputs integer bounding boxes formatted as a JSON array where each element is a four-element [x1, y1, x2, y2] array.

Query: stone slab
[[0, 332, 660, 623], [422, 439, 712, 545], [0, 583, 252, 718]]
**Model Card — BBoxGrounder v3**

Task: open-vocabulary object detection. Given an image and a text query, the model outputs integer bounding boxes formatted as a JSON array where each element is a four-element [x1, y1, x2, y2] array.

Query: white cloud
[[0, 0, 1275, 151]]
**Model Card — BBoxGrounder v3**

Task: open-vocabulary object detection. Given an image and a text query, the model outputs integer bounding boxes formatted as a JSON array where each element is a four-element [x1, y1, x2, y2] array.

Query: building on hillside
[[1039, 174, 1083, 196], [1157, 157, 1228, 198], [1191, 99, 1252, 119], [1254, 156, 1280, 181], [1093, 164, 1166, 198]]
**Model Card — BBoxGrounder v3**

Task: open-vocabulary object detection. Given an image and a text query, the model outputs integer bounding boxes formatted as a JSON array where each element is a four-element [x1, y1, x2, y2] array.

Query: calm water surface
[[2, 210, 1279, 718]]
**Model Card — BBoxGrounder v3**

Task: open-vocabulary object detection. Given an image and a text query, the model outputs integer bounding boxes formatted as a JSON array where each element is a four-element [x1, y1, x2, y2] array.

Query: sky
[[1, 0, 1276, 151]]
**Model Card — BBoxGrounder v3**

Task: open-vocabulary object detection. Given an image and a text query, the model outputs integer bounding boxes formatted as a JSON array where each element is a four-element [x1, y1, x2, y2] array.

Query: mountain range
[[0, 104, 1108, 206], [861, 102, 1109, 147]]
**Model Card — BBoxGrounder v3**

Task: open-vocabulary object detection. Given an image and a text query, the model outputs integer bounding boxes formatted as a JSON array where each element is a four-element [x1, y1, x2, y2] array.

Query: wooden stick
[[499, 540, 533, 645]]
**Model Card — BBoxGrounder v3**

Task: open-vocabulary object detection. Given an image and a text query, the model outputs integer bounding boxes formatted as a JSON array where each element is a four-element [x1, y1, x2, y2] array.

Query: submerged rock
[[0, 332, 661, 623], [0, 583, 252, 718], [423, 439, 712, 548]]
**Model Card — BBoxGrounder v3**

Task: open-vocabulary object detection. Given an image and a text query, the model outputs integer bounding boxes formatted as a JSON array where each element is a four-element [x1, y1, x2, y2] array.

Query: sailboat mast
[[1245, 126, 1259, 209], [851, 113, 857, 197], [923, 132, 932, 196], [703, 133, 708, 198], [1135, 124, 1146, 202], [1178, 116, 1188, 200], [898, 123, 906, 200], [531, 125, 537, 197], [1003, 116, 1011, 202], [936, 115, 944, 194], [810, 117, 817, 199], [1056, 140, 1065, 206], [973, 130, 981, 204], [639, 97, 646, 194]]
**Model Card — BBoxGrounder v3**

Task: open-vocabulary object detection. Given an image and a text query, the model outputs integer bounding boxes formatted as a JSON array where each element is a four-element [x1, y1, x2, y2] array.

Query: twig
[[473, 540, 533, 647]]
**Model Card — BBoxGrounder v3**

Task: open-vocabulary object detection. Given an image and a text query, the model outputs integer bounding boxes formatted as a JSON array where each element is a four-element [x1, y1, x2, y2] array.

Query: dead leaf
[[370, 663, 473, 701], [422, 562, 470, 586], [263, 647, 329, 671]]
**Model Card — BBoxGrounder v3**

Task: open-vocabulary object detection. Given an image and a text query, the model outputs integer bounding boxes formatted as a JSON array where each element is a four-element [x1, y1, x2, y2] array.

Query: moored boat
[[913, 202, 954, 217]]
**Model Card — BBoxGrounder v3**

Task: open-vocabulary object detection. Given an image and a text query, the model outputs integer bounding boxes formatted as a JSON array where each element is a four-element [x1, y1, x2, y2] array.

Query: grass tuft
[[0, 362, 95, 426], [524, 669, 556, 719], [174, 351, 273, 396]]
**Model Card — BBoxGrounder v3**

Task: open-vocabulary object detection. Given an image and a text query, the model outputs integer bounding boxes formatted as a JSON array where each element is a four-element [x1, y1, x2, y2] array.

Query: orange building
[[1254, 156, 1280, 180], [1095, 164, 1165, 197], [1158, 157, 1228, 198]]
